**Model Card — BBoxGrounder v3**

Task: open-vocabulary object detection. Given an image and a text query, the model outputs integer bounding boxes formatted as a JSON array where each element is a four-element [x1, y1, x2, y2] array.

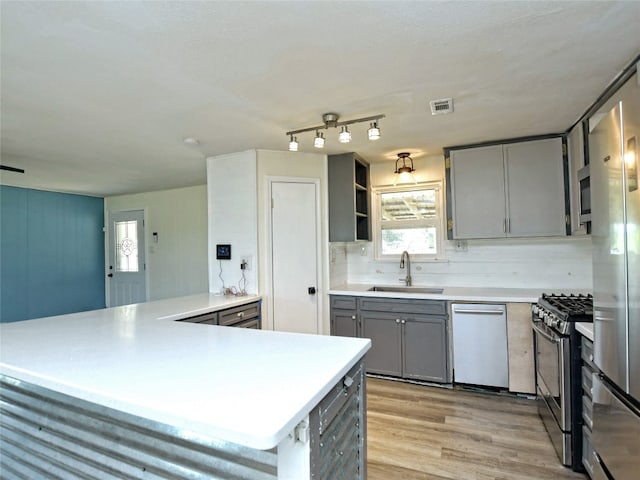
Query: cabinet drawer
[[331, 296, 357, 311], [582, 365, 593, 398], [358, 297, 446, 315], [582, 336, 595, 368], [219, 302, 260, 326], [179, 311, 218, 325]]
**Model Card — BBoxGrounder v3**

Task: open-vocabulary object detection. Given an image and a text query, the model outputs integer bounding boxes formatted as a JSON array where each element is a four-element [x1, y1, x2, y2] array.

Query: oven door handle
[[532, 321, 561, 343]]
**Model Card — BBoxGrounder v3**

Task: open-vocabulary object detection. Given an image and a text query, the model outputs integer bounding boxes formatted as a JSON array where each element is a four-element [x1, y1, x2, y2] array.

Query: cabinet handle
[[503, 219, 507, 233], [237, 312, 245, 317], [351, 315, 356, 320], [401, 319, 406, 324], [395, 319, 401, 324], [506, 218, 510, 233]]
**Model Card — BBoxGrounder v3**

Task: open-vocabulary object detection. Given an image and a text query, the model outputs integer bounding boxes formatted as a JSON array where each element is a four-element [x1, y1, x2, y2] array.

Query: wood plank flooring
[[366, 377, 587, 480]]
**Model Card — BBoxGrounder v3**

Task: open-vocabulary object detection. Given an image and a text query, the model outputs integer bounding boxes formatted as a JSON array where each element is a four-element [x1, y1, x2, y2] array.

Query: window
[[115, 220, 139, 272], [374, 182, 444, 260]]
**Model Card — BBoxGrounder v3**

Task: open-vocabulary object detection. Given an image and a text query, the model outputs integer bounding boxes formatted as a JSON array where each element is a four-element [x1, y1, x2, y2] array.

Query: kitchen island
[[0, 296, 371, 479]]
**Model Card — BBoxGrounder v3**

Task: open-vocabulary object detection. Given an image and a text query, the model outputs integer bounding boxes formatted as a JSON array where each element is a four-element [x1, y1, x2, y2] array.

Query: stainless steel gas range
[[532, 293, 593, 472]]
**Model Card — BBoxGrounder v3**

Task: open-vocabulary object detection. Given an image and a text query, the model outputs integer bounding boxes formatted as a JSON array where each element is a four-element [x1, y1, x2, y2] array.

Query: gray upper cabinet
[[449, 144, 506, 238], [328, 153, 371, 242], [448, 137, 567, 239]]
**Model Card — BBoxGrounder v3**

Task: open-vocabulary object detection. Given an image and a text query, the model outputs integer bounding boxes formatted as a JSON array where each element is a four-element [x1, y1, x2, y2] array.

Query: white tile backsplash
[[332, 235, 593, 290]]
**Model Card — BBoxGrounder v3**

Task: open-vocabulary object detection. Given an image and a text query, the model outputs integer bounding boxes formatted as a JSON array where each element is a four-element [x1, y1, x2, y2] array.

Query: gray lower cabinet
[[330, 296, 359, 338], [330, 295, 449, 383], [178, 310, 219, 325], [179, 301, 261, 328], [360, 312, 402, 376], [219, 301, 261, 328], [403, 316, 448, 382], [361, 312, 448, 382]]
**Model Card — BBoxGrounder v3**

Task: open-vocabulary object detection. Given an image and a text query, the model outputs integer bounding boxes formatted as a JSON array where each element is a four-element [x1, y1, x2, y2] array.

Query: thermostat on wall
[[216, 244, 231, 260]]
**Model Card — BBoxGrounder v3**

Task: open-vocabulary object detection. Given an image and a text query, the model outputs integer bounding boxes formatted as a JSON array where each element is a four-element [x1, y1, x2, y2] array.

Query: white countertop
[[576, 322, 594, 341], [0, 295, 371, 450], [328, 283, 555, 303]]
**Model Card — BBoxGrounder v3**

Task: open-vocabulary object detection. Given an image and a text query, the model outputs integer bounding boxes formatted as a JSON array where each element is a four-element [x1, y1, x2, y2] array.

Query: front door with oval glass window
[[108, 210, 147, 306]]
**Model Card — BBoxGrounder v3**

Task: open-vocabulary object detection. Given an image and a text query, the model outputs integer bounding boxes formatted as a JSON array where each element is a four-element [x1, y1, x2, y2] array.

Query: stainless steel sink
[[367, 286, 444, 294]]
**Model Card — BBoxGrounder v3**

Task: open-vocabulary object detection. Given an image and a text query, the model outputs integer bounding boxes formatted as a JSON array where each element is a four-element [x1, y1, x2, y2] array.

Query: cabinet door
[[403, 316, 448, 382], [331, 310, 358, 338], [504, 138, 567, 237], [361, 313, 402, 376], [450, 145, 506, 239]]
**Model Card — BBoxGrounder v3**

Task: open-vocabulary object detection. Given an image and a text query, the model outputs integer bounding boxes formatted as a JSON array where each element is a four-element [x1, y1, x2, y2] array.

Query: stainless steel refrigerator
[[590, 69, 640, 480]]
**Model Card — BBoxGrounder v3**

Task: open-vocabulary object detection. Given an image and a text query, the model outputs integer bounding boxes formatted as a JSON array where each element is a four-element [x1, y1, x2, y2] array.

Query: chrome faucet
[[399, 251, 412, 286]]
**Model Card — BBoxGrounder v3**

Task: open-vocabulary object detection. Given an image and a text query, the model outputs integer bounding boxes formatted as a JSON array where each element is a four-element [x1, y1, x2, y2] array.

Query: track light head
[[368, 122, 380, 141], [338, 126, 351, 143], [289, 135, 298, 152], [314, 131, 325, 148]]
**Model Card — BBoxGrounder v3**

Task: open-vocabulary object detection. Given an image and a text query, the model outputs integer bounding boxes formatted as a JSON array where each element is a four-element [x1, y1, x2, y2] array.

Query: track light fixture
[[394, 152, 415, 174], [286, 112, 385, 150]]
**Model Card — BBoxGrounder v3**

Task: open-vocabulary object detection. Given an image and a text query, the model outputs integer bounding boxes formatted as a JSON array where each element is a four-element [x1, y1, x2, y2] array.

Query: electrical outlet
[[455, 240, 468, 252], [240, 255, 252, 271]]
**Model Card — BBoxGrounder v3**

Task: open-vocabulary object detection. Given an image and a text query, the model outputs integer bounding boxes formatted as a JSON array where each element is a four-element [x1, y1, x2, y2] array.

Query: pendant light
[[394, 152, 415, 174]]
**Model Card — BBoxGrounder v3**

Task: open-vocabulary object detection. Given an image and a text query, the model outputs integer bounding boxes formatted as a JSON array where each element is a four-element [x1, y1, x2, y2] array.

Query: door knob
[[107, 273, 113, 278], [308, 287, 316, 295]]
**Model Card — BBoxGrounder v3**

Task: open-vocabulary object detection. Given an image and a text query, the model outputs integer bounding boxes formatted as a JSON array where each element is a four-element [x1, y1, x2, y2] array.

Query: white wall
[[207, 151, 258, 295], [105, 185, 209, 301], [206, 149, 330, 332], [330, 154, 594, 291]]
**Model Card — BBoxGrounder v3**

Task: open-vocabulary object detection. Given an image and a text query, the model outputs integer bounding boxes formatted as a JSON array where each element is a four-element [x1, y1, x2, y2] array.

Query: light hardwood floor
[[366, 377, 587, 480]]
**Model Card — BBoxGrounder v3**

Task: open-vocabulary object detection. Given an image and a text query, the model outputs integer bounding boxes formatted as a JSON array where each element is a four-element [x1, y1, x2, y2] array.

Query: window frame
[[372, 181, 446, 262]]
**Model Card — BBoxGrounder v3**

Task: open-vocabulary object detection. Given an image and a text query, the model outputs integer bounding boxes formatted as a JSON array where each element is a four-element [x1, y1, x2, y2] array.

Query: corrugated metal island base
[[0, 297, 370, 480], [0, 361, 366, 480]]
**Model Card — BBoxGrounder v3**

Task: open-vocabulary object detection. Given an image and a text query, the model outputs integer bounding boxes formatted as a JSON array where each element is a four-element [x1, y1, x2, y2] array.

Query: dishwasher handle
[[452, 308, 504, 315]]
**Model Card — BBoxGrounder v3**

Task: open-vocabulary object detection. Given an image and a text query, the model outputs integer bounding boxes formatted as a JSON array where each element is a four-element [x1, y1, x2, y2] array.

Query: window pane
[[381, 226, 437, 255], [380, 190, 436, 221], [115, 220, 139, 272]]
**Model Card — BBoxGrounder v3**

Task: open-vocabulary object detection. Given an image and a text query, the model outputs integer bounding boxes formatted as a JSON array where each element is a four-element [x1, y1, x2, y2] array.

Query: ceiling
[[1, 1, 639, 197]]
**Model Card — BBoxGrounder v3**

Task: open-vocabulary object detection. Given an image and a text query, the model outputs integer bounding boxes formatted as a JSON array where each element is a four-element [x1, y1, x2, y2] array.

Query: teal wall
[[0, 186, 105, 322]]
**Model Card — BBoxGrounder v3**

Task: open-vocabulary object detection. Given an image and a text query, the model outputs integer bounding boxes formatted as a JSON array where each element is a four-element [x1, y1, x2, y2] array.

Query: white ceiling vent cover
[[429, 98, 454, 115]]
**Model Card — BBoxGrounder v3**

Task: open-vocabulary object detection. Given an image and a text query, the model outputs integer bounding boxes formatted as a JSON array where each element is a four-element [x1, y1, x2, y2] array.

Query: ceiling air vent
[[429, 97, 454, 115]]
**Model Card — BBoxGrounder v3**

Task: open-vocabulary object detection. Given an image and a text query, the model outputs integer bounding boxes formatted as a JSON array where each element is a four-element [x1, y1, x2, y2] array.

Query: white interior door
[[108, 210, 147, 306], [271, 181, 320, 334]]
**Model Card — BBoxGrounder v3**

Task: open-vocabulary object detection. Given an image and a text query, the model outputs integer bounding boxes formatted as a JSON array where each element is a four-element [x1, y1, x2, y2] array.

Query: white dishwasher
[[451, 303, 508, 388]]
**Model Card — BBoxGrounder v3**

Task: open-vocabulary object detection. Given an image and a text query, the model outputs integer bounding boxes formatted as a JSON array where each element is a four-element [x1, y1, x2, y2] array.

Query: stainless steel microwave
[[577, 164, 591, 224]]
